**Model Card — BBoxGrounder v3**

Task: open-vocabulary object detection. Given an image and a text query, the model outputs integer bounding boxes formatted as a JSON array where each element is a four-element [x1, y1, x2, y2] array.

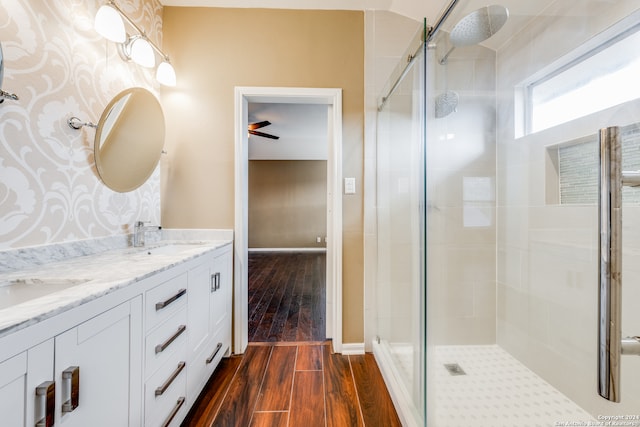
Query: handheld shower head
[[439, 4, 509, 64]]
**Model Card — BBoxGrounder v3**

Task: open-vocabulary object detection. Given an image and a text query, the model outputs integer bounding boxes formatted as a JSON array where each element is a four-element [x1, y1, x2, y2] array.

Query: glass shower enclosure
[[374, 1, 640, 426]]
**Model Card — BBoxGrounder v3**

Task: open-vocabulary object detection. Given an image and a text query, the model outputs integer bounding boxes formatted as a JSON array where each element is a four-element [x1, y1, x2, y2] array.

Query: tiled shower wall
[[426, 42, 498, 346], [0, 0, 162, 250], [496, 0, 640, 416]]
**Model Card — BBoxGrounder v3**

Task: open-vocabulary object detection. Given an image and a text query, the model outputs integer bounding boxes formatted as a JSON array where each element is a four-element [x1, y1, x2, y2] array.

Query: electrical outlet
[[316, 236, 322, 243]]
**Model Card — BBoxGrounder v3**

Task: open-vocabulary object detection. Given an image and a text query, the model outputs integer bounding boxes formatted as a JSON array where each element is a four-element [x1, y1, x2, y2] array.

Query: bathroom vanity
[[0, 233, 232, 427]]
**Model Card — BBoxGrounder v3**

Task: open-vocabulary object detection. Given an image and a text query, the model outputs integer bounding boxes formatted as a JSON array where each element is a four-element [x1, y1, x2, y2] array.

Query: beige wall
[[0, 0, 162, 249], [161, 8, 365, 343], [248, 160, 327, 249]]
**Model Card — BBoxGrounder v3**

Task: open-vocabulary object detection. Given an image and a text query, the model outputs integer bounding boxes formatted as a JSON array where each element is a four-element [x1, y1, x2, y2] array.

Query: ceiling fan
[[248, 120, 279, 140]]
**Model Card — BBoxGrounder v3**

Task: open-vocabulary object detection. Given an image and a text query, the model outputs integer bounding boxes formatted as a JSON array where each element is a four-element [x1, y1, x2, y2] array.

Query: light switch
[[344, 177, 356, 194]]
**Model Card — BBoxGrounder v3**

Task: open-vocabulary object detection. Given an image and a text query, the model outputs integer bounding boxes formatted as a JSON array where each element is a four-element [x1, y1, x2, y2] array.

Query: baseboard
[[340, 342, 365, 355], [248, 247, 327, 253]]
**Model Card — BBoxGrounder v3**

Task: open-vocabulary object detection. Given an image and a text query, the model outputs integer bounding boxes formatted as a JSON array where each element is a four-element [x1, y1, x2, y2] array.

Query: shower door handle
[[597, 126, 640, 403]]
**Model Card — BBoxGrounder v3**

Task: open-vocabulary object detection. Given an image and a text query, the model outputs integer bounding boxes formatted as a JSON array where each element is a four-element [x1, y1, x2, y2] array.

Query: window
[[524, 19, 640, 135]]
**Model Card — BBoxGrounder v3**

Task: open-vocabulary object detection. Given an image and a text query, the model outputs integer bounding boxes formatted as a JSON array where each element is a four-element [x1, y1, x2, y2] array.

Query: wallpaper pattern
[[0, 0, 163, 249]]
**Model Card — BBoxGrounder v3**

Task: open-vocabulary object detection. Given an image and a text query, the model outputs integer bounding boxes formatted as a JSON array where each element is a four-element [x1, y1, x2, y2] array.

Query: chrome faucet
[[133, 221, 162, 247]]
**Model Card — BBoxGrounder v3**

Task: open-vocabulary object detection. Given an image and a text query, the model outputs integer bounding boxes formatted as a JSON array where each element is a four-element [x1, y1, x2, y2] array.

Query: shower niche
[[544, 124, 640, 205]]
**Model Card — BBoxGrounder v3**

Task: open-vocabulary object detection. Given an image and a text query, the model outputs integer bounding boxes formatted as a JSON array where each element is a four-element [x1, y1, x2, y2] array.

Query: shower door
[[424, 0, 640, 426], [374, 25, 427, 426]]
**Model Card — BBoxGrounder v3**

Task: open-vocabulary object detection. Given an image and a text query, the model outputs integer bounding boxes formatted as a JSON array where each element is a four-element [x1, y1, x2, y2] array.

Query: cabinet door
[[0, 353, 27, 427], [54, 298, 142, 427], [210, 249, 232, 335], [185, 256, 215, 401], [186, 248, 232, 400], [187, 260, 213, 357], [0, 339, 54, 427]]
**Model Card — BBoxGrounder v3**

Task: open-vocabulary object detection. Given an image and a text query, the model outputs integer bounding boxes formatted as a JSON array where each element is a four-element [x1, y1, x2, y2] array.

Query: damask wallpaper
[[0, 0, 163, 250]]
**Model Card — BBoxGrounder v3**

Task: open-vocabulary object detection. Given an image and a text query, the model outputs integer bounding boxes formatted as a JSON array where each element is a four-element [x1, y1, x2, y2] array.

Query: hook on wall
[[68, 116, 97, 130], [0, 89, 19, 103]]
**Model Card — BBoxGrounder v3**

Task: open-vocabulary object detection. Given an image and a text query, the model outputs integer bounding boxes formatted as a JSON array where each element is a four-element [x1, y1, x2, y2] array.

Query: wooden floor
[[181, 341, 402, 427], [248, 252, 326, 342]]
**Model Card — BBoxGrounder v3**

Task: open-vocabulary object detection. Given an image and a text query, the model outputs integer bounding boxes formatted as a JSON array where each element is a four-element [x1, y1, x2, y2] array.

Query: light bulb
[[156, 60, 177, 86], [94, 4, 126, 43], [130, 36, 155, 68]]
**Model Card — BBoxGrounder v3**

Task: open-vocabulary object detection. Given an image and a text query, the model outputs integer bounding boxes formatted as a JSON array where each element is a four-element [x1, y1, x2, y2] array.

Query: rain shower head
[[439, 4, 509, 64], [435, 90, 459, 118]]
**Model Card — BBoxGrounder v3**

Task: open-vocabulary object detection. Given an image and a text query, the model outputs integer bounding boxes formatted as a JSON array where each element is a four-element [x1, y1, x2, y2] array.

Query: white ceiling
[[248, 102, 328, 161]]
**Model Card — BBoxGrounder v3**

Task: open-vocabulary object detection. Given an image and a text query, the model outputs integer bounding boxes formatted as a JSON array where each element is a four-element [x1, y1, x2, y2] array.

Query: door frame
[[233, 86, 343, 354]]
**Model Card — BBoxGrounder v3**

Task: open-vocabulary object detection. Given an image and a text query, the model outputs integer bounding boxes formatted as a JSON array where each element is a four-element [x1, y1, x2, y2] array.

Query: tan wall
[[249, 160, 327, 249], [161, 8, 365, 343]]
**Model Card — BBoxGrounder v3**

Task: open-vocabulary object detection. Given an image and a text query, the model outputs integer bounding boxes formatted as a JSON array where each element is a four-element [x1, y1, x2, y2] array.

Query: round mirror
[[94, 88, 165, 192]]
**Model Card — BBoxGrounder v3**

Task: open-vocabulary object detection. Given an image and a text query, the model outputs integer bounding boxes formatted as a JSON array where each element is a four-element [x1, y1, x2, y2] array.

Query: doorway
[[234, 87, 343, 354], [246, 102, 328, 342]]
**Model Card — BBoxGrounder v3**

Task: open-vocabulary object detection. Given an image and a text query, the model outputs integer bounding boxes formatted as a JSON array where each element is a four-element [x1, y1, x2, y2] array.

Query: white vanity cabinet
[[0, 298, 142, 427], [0, 239, 233, 427], [142, 243, 232, 426], [186, 246, 232, 402]]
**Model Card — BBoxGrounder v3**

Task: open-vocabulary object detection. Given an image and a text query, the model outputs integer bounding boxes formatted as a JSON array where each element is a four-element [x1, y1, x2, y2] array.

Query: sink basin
[[140, 244, 185, 256], [136, 242, 206, 256], [0, 278, 92, 310]]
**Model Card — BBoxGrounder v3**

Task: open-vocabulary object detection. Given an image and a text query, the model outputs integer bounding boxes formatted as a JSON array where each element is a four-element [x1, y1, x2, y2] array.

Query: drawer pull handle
[[61, 366, 79, 413], [206, 342, 224, 364], [155, 325, 186, 354], [35, 381, 55, 427], [210, 272, 221, 292], [161, 397, 186, 427], [155, 288, 187, 311], [155, 361, 186, 396]]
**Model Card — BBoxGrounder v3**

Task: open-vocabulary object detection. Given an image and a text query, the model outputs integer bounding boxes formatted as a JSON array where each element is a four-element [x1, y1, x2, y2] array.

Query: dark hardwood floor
[[248, 252, 326, 342], [181, 342, 402, 427]]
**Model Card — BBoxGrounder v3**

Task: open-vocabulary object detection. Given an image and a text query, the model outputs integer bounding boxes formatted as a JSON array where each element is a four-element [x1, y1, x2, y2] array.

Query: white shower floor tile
[[433, 345, 595, 427]]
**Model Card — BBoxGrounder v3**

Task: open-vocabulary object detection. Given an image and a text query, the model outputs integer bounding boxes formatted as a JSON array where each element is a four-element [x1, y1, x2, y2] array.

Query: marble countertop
[[0, 230, 233, 339]]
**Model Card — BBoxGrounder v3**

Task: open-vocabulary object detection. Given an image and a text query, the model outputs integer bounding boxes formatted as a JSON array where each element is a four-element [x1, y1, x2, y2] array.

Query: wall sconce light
[[94, 1, 176, 86]]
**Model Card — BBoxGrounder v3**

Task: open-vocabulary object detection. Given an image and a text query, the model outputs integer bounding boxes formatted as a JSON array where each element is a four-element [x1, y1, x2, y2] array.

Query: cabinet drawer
[[145, 308, 187, 379], [145, 346, 187, 427], [186, 322, 230, 400], [209, 322, 230, 368], [145, 273, 188, 331]]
